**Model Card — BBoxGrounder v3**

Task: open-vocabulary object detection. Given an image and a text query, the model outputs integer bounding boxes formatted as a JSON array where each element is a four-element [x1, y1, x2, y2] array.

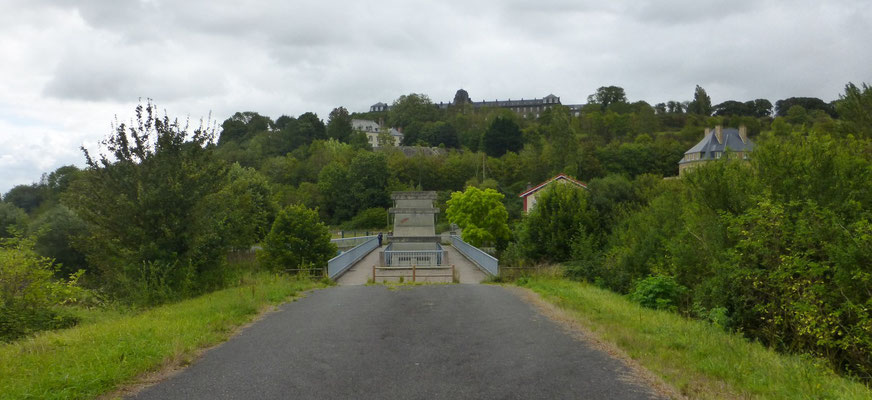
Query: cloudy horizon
[[1, 0, 870, 194]]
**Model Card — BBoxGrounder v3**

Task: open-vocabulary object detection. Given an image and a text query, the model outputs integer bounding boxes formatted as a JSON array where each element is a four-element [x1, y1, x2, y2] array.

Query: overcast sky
[[1, 0, 870, 194]]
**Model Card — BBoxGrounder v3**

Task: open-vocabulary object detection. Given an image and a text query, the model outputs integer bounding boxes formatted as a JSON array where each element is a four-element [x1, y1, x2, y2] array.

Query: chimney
[[704, 127, 711, 137], [715, 125, 724, 144], [738, 124, 748, 143]]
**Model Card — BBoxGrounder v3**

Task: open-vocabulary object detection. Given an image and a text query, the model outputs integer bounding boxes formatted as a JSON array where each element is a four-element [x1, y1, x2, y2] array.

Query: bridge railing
[[327, 236, 379, 280], [451, 235, 498, 276], [382, 243, 444, 266], [331, 235, 377, 249]]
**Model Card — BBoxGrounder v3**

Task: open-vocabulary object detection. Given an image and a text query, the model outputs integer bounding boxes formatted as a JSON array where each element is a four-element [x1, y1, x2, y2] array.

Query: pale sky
[[1, 0, 870, 194]]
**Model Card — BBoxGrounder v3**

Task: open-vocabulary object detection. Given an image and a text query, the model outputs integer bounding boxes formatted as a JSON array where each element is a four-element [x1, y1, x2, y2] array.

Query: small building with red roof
[[518, 173, 588, 214]]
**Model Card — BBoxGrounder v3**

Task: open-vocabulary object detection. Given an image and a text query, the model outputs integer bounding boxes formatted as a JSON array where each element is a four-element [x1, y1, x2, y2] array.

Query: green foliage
[[0, 202, 26, 238], [629, 275, 687, 312], [687, 85, 713, 116], [218, 112, 274, 145], [0, 237, 90, 341], [260, 204, 336, 272], [202, 164, 276, 250], [775, 97, 835, 117], [836, 82, 872, 139], [587, 85, 628, 111], [713, 99, 773, 118], [388, 93, 437, 129], [482, 116, 523, 157], [64, 102, 239, 304], [405, 121, 459, 148], [28, 205, 88, 278], [326, 107, 353, 142], [2, 184, 46, 213], [345, 207, 388, 230], [560, 126, 872, 378], [516, 183, 593, 262], [445, 186, 510, 248]]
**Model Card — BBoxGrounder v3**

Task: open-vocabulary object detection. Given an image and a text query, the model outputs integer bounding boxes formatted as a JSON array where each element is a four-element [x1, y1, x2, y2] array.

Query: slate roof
[[519, 173, 588, 198], [473, 97, 556, 108], [680, 128, 755, 164]]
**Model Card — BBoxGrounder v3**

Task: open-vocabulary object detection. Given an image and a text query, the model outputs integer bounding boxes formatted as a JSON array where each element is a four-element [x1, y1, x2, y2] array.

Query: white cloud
[[1, 0, 871, 194]]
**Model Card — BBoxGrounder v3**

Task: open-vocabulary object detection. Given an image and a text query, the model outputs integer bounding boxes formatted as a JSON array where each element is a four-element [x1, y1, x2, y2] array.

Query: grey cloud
[[2, 0, 872, 192], [43, 38, 227, 102]]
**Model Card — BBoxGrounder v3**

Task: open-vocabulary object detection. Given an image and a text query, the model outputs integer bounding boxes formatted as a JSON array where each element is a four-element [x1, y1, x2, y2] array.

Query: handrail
[[383, 243, 444, 266], [327, 236, 379, 280], [450, 235, 498, 276], [331, 235, 377, 248]]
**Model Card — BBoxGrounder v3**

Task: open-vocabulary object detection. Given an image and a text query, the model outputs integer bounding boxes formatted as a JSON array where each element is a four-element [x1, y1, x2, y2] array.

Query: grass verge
[[0, 273, 327, 400], [519, 276, 872, 400]]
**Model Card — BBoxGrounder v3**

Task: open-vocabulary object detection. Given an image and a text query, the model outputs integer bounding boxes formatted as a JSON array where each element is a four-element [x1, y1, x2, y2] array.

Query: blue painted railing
[[450, 235, 498, 276], [327, 236, 379, 279]]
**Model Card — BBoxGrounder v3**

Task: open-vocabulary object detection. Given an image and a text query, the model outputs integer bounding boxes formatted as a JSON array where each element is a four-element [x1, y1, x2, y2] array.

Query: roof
[[680, 127, 755, 164], [371, 102, 387, 107], [519, 173, 588, 198]]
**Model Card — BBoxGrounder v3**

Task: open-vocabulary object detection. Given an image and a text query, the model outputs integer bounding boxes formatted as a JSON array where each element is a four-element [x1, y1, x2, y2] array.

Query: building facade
[[352, 118, 403, 148], [371, 89, 583, 117], [678, 125, 755, 175]]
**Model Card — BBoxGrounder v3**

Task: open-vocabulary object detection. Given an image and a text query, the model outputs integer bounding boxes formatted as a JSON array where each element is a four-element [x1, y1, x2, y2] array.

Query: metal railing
[[331, 235, 378, 249], [451, 235, 499, 276], [327, 236, 379, 280], [382, 243, 444, 266], [372, 264, 456, 283]]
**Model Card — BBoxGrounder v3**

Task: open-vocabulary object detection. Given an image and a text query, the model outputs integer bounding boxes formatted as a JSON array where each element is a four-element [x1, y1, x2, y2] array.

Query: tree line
[[1, 80, 869, 381]]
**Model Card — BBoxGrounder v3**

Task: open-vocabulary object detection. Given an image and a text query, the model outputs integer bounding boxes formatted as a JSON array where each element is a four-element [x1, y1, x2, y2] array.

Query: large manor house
[[371, 89, 585, 118]]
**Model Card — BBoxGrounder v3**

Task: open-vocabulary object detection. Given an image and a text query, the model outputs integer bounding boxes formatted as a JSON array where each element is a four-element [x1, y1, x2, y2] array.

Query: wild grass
[[0, 273, 327, 400], [519, 276, 872, 400]]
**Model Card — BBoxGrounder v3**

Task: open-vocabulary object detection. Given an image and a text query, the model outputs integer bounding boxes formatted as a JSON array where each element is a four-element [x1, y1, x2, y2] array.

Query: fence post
[[452, 264, 455, 282], [372, 264, 376, 283], [412, 264, 416, 282]]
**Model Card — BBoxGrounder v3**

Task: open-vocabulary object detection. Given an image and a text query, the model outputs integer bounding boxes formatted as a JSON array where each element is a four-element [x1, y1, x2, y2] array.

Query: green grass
[[0, 274, 327, 400], [519, 276, 872, 400]]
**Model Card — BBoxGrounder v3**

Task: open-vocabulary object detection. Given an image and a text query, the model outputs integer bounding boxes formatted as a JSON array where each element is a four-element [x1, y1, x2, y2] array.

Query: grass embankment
[[520, 276, 872, 400], [0, 274, 327, 400]]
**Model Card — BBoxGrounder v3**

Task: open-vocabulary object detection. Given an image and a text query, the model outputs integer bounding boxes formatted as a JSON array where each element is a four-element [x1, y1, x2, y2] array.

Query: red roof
[[518, 173, 587, 198]]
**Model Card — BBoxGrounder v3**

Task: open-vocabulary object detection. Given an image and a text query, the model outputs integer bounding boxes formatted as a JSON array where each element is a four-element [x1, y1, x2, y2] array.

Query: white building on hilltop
[[352, 119, 403, 148]]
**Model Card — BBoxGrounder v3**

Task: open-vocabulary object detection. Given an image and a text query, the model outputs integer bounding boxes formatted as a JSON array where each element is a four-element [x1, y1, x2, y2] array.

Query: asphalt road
[[132, 285, 663, 399]]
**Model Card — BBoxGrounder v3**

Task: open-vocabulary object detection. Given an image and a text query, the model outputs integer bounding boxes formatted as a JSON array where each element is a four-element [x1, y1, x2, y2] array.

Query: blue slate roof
[[680, 127, 755, 164]]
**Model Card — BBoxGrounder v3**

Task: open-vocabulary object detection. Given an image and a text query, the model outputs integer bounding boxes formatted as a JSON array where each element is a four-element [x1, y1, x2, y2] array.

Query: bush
[[344, 207, 388, 230], [0, 237, 90, 341], [628, 275, 687, 312], [28, 205, 89, 279], [260, 205, 336, 272], [0, 202, 26, 238]]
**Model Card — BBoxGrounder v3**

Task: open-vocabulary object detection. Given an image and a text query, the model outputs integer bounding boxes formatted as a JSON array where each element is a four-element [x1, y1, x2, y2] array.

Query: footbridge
[[327, 191, 498, 285]]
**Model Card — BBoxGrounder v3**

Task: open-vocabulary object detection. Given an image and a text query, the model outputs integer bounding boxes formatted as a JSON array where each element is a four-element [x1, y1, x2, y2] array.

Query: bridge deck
[[335, 245, 488, 285]]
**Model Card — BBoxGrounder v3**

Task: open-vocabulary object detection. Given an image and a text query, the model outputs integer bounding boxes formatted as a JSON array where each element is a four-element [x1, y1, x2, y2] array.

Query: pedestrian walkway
[[335, 244, 488, 285]]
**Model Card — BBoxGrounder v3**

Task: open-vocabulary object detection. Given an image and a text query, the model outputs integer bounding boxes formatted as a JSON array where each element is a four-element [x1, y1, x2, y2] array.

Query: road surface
[[132, 285, 663, 399]]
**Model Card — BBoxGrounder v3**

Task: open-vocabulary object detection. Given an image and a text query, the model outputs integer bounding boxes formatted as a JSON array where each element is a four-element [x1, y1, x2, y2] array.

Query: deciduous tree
[[445, 186, 510, 248]]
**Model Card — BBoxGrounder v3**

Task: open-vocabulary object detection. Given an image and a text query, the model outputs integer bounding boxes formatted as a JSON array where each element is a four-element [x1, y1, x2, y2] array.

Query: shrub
[[0, 237, 90, 341], [628, 275, 687, 312], [0, 202, 26, 238], [344, 207, 388, 230], [260, 205, 336, 273]]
